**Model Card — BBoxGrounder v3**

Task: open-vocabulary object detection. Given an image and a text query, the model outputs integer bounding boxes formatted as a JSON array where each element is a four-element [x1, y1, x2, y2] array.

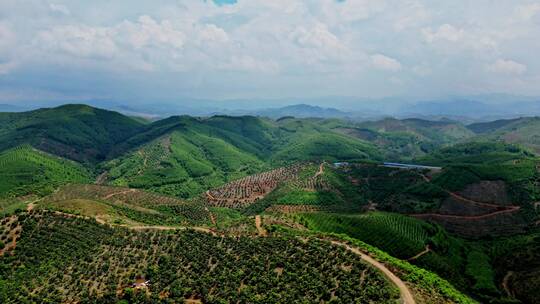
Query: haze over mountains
[[3, 94, 540, 122]]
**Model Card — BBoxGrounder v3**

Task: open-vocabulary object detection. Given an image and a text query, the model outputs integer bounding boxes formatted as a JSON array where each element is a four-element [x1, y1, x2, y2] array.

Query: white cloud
[[371, 54, 402, 72], [49, 3, 70, 15], [325, 0, 386, 23], [198, 24, 229, 44], [219, 55, 279, 74], [488, 59, 527, 75], [422, 24, 464, 43], [421, 24, 497, 51], [36, 25, 117, 59], [515, 3, 540, 21], [412, 65, 432, 76], [122, 15, 185, 50], [289, 22, 344, 51], [0, 61, 17, 75], [393, 1, 431, 31], [1, 1, 540, 98], [0, 22, 15, 53]]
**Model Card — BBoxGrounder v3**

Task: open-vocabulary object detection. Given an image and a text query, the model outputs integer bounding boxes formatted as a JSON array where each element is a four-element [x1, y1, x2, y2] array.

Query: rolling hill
[[330, 118, 474, 160], [0, 104, 144, 163], [0, 145, 92, 198], [467, 117, 540, 153], [3, 104, 540, 303], [102, 114, 380, 198]]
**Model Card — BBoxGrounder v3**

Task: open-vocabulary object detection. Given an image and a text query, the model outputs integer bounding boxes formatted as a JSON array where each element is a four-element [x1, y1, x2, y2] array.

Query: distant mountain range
[[2, 94, 539, 120], [248, 104, 349, 119], [0, 104, 27, 112]]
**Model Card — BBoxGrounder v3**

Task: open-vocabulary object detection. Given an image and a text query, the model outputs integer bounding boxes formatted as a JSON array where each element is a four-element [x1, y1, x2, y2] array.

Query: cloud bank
[[0, 0, 539, 103]]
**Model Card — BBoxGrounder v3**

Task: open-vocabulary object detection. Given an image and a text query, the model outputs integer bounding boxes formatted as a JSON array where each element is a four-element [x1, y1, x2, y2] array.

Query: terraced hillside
[[0, 210, 402, 303], [205, 165, 300, 207], [42, 184, 214, 227], [3, 104, 540, 303], [103, 114, 380, 198], [340, 147, 539, 238], [0, 104, 144, 163], [104, 129, 268, 199], [205, 163, 366, 215], [0, 146, 92, 198]]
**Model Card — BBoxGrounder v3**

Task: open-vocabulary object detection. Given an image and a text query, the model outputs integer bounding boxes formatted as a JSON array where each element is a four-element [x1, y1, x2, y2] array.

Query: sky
[[1, 0, 540, 105]]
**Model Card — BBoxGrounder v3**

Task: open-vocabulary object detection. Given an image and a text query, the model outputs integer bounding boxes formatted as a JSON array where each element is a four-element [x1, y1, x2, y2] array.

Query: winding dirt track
[[128, 225, 216, 235], [412, 208, 520, 220], [314, 162, 326, 178], [331, 240, 416, 304], [103, 189, 137, 200], [502, 271, 515, 298], [24, 205, 413, 303], [407, 245, 430, 261], [415, 172, 521, 219]]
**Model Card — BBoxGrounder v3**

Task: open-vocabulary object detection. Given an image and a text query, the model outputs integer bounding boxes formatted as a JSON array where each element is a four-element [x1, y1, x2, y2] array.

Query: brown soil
[[95, 171, 108, 185], [459, 181, 510, 205], [412, 210, 526, 238], [103, 189, 137, 200], [255, 215, 266, 236], [0, 216, 22, 256], [314, 162, 325, 178]]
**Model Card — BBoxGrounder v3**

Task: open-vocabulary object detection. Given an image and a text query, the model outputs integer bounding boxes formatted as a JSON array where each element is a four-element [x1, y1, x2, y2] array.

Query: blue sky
[[0, 0, 539, 104]]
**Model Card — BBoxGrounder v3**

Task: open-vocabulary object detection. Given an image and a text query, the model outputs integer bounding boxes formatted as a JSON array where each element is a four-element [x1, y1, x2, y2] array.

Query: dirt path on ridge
[[330, 240, 416, 304], [255, 215, 266, 236], [417, 172, 521, 218], [407, 245, 430, 261], [103, 189, 137, 200], [95, 171, 108, 185], [314, 162, 325, 178], [412, 208, 521, 220], [21, 205, 414, 303], [502, 271, 515, 298], [127, 225, 216, 235]]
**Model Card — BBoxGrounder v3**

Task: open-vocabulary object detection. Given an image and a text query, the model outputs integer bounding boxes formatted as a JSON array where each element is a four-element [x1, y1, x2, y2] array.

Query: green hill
[[104, 115, 379, 198], [104, 123, 269, 199], [0, 146, 92, 197], [417, 142, 536, 165], [0, 210, 400, 303], [467, 117, 540, 153], [0, 105, 380, 199], [467, 118, 523, 134], [297, 212, 498, 301], [330, 118, 474, 160], [0, 104, 144, 162]]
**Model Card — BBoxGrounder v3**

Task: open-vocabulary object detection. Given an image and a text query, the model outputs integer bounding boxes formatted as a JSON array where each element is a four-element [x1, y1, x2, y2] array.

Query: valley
[[1, 104, 539, 303]]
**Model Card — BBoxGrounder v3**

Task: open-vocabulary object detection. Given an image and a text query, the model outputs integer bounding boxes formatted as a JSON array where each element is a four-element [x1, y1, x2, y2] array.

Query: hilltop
[[0, 104, 144, 163]]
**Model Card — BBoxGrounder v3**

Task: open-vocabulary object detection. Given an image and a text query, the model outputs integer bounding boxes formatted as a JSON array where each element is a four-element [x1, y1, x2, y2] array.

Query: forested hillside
[[1, 105, 539, 303], [0, 104, 144, 163]]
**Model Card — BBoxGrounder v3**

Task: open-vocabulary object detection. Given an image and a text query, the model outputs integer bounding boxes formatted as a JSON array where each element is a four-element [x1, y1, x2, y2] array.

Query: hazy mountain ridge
[[3, 94, 539, 121]]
